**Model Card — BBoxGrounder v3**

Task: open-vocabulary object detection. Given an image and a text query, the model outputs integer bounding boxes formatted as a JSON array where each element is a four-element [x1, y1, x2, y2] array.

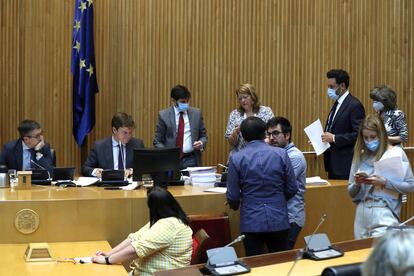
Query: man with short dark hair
[[0, 120, 54, 174], [323, 69, 365, 179], [82, 112, 144, 177], [226, 116, 297, 256], [266, 116, 306, 249], [153, 85, 208, 169]]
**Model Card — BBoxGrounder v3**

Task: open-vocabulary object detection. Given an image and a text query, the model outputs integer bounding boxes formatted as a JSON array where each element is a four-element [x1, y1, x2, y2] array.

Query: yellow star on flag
[[79, 59, 86, 69], [86, 0, 93, 7], [74, 20, 81, 32], [73, 41, 81, 52], [86, 64, 94, 77], [79, 1, 87, 12]]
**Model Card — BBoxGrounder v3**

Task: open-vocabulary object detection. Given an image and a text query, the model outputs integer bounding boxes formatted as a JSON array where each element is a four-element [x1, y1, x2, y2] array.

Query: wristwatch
[[105, 256, 111, 265]]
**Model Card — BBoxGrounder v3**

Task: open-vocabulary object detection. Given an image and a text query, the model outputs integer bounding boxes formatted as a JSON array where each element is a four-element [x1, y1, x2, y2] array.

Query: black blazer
[[324, 94, 365, 179], [82, 137, 145, 176], [0, 139, 54, 174]]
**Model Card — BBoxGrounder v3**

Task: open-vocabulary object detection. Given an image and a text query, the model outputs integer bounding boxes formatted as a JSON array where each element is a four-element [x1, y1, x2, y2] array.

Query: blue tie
[[118, 145, 124, 170]]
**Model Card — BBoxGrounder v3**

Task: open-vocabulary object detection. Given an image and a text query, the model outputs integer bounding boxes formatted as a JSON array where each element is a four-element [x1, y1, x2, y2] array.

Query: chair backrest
[[188, 213, 231, 263], [50, 148, 56, 166], [191, 228, 211, 265]]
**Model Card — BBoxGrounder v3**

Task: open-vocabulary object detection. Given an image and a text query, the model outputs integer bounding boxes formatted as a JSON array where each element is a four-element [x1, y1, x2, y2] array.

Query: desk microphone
[[218, 163, 228, 170], [224, 234, 245, 247], [30, 160, 51, 180], [286, 213, 327, 276], [399, 215, 414, 226], [205, 234, 246, 269]]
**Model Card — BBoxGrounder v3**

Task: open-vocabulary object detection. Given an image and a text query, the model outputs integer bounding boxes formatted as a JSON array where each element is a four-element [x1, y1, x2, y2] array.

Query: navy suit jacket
[[82, 137, 145, 176], [0, 139, 54, 174], [324, 93, 365, 179]]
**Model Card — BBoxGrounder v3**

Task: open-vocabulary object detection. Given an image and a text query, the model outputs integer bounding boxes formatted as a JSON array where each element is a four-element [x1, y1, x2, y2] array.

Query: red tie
[[176, 112, 184, 158]]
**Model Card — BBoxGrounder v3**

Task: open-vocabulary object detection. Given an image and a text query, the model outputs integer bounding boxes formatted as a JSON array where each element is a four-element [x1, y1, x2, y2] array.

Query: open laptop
[[52, 167, 76, 186], [98, 170, 129, 187], [31, 169, 52, 185]]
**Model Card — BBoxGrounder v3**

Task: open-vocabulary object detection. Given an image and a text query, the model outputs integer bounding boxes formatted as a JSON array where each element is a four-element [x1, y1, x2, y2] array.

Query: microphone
[[218, 163, 228, 170], [286, 214, 327, 276], [30, 160, 51, 180], [205, 234, 246, 268], [399, 215, 414, 227], [224, 234, 245, 247]]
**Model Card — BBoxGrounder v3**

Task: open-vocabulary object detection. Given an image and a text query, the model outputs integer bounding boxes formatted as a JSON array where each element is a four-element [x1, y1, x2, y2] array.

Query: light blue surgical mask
[[327, 88, 339, 101], [372, 101, 384, 112], [177, 102, 189, 112], [364, 139, 380, 151]]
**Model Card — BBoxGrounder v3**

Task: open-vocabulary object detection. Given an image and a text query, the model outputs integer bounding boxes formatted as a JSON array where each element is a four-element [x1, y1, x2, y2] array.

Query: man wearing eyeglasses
[[266, 117, 307, 250], [0, 120, 54, 174], [82, 112, 144, 178]]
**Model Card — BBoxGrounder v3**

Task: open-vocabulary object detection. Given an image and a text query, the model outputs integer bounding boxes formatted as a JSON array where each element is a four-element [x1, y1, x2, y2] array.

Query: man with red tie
[[153, 85, 208, 169]]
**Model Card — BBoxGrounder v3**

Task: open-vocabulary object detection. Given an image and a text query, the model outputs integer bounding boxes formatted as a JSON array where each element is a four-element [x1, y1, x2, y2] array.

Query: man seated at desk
[[82, 112, 144, 178], [0, 120, 53, 174]]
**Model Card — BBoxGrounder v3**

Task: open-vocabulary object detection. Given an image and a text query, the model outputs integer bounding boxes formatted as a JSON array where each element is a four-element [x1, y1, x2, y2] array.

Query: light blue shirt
[[112, 137, 126, 170], [285, 143, 307, 227], [22, 142, 31, 170]]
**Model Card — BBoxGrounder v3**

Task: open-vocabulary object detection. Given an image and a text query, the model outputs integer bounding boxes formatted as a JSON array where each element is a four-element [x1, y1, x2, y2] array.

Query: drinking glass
[[8, 169, 17, 188]]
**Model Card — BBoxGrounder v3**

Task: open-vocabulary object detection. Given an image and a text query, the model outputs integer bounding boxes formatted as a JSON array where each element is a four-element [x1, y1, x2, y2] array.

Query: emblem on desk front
[[15, 209, 40, 234]]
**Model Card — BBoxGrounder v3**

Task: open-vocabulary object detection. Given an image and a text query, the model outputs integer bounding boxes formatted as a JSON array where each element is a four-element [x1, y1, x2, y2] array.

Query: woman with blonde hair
[[348, 114, 414, 239], [225, 83, 274, 154]]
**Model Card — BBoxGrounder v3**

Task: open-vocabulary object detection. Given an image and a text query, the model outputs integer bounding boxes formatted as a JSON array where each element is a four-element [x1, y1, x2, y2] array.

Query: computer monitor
[[133, 147, 180, 187]]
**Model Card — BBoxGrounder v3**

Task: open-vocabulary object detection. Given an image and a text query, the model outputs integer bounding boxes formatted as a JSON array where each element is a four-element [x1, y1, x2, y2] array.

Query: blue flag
[[71, 0, 99, 146]]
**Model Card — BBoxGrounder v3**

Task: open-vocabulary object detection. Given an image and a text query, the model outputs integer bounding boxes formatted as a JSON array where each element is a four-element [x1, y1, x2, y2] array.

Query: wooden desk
[[154, 238, 374, 276], [0, 241, 127, 275], [0, 181, 355, 255]]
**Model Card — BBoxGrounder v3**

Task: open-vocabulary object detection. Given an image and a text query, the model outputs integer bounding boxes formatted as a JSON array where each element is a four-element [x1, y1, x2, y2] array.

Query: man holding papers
[[226, 117, 297, 256], [323, 69, 365, 179], [348, 115, 414, 239]]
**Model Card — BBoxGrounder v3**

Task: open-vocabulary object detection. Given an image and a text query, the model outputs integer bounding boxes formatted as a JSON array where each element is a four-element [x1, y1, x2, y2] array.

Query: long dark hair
[[147, 187, 189, 227]]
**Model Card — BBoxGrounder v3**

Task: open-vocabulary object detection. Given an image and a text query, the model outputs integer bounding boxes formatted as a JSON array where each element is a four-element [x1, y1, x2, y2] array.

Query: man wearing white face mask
[[153, 85, 208, 169], [322, 69, 365, 179]]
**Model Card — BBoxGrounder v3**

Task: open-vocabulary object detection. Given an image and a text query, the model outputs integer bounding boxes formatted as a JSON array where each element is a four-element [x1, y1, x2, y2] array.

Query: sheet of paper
[[74, 256, 92, 263], [374, 156, 407, 182], [304, 119, 330, 155], [120, 182, 139, 190], [74, 177, 99, 187], [181, 166, 215, 172], [204, 187, 227, 193], [306, 176, 329, 185]]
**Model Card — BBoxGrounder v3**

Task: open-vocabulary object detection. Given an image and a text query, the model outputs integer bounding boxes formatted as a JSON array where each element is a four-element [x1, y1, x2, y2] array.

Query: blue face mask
[[364, 139, 380, 151], [177, 102, 189, 112], [372, 101, 384, 112], [327, 88, 339, 101]]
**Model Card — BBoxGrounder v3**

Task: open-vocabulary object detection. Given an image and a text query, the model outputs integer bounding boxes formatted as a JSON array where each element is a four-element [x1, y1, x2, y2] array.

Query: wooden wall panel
[[1, 0, 413, 183]]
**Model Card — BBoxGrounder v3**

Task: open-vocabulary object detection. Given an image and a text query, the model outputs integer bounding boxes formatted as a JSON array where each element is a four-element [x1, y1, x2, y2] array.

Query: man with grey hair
[[363, 227, 414, 276]]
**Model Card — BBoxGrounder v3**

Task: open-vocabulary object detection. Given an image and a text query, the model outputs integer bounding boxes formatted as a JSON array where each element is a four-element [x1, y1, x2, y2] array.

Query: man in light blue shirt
[[266, 117, 307, 249]]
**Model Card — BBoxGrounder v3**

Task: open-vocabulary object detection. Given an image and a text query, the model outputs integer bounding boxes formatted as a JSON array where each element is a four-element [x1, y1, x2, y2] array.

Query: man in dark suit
[[322, 69, 365, 179], [82, 112, 144, 177], [153, 85, 208, 169], [0, 120, 54, 174]]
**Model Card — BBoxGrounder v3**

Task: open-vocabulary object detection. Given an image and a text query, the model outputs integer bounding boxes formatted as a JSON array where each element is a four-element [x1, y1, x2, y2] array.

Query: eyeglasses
[[26, 132, 43, 139], [267, 130, 284, 138]]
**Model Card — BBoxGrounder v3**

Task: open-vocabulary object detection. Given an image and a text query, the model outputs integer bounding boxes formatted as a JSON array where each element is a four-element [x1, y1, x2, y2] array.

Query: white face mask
[[372, 101, 384, 112]]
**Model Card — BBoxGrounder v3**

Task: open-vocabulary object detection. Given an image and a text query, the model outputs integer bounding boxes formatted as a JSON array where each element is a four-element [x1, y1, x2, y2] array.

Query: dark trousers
[[180, 153, 198, 170], [287, 223, 302, 250], [243, 229, 289, 257]]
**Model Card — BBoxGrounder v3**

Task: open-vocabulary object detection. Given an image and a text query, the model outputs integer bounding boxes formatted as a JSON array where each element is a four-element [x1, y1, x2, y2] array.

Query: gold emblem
[[15, 209, 40, 234]]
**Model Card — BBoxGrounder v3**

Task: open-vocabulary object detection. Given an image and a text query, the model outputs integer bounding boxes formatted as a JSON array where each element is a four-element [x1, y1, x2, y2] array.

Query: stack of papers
[[183, 167, 217, 187], [306, 176, 329, 185]]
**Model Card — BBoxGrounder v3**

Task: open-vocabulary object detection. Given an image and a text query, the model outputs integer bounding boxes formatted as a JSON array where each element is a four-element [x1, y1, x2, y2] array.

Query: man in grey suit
[[153, 85, 208, 169], [82, 112, 144, 177]]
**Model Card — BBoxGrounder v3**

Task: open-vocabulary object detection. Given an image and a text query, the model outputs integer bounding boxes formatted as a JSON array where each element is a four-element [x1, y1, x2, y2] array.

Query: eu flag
[[71, 0, 99, 146]]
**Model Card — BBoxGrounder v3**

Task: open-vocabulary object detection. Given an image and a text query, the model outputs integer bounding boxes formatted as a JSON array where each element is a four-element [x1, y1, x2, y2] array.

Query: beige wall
[[1, 0, 413, 176]]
